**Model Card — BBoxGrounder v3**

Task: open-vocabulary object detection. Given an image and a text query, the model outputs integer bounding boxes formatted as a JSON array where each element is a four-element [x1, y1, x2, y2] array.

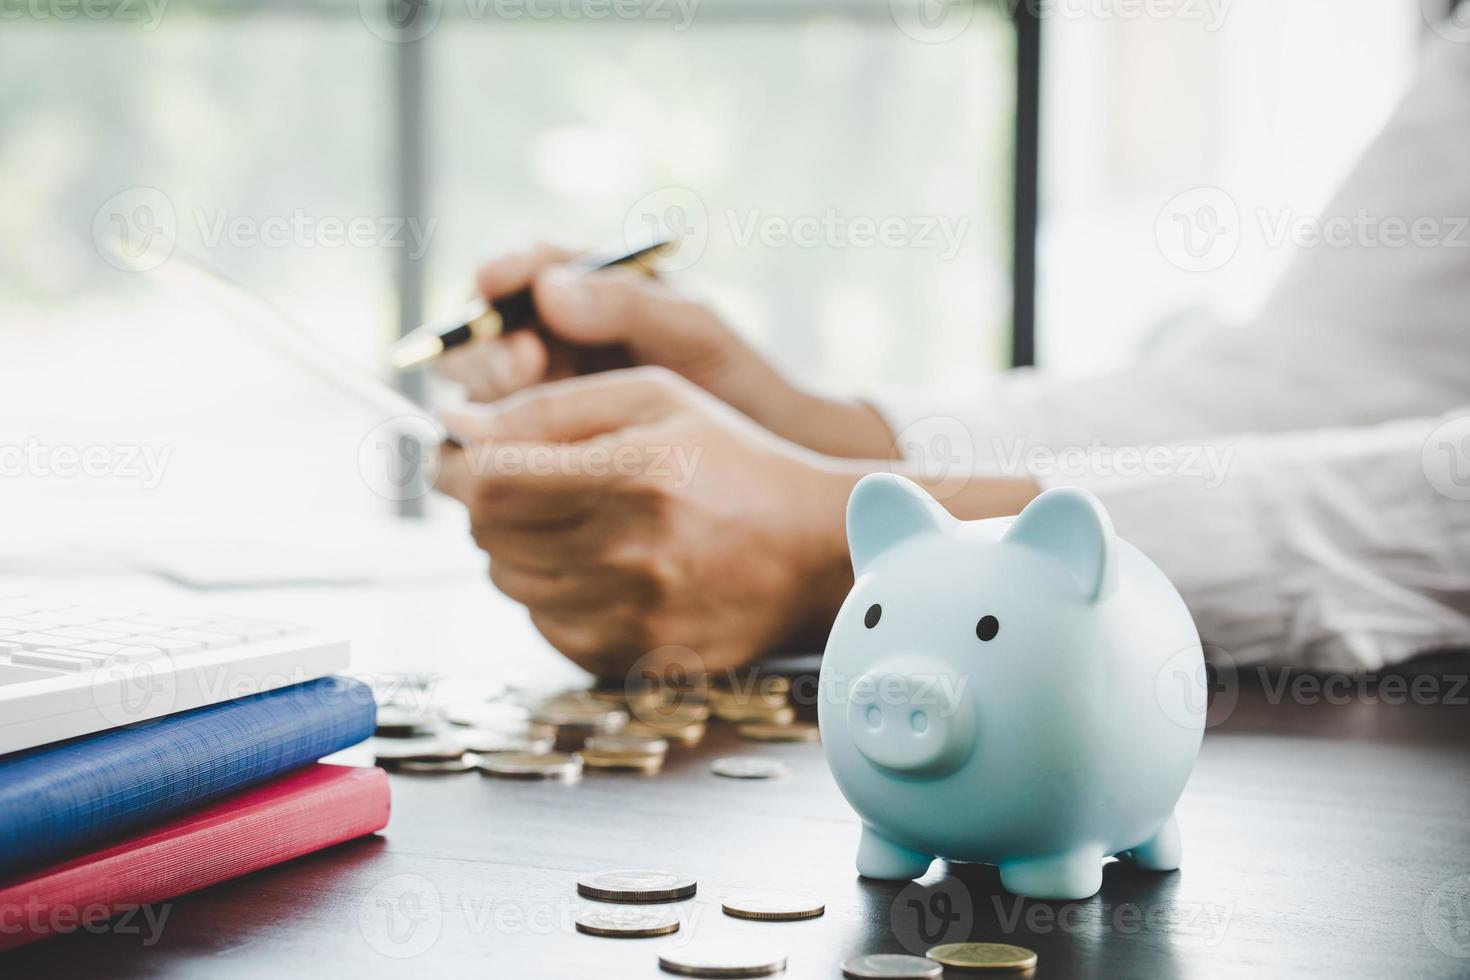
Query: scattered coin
[[374, 742, 466, 767], [840, 953, 943, 979], [712, 702, 796, 725], [710, 757, 789, 780], [737, 722, 819, 743], [630, 702, 711, 726], [575, 906, 681, 938], [444, 702, 532, 731], [657, 941, 787, 978], [624, 719, 706, 746], [721, 890, 825, 921], [581, 749, 664, 773], [925, 943, 1038, 971], [395, 757, 478, 774], [533, 701, 630, 731], [373, 706, 436, 738], [577, 870, 697, 903], [585, 733, 669, 756], [476, 751, 583, 781], [451, 726, 556, 755]]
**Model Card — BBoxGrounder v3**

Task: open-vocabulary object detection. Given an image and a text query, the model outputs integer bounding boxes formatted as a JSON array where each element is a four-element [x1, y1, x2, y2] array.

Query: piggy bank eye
[[864, 603, 882, 629], [975, 615, 1000, 642]]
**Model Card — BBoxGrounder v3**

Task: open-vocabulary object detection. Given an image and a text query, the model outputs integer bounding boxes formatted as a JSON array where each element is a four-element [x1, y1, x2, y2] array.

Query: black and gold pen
[[388, 233, 674, 371]]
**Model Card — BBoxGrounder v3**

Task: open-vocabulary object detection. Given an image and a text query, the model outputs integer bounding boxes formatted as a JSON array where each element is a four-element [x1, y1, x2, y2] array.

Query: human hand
[[434, 243, 895, 459], [434, 366, 858, 678]]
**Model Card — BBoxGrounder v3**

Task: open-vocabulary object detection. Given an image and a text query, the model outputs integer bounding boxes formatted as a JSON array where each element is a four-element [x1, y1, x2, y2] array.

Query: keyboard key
[[130, 614, 212, 629], [155, 629, 242, 650], [36, 647, 113, 666], [204, 620, 292, 641], [132, 635, 204, 654], [110, 646, 165, 663], [0, 640, 21, 655], [50, 626, 128, 642], [7, 633, 87, 650], [88, 620, 158, 636], [13, 651, 94, 671]]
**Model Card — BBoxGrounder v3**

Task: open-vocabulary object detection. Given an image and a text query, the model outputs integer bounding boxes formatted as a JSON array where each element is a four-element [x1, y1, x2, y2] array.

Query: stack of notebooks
[[0, 676, 388, 950]]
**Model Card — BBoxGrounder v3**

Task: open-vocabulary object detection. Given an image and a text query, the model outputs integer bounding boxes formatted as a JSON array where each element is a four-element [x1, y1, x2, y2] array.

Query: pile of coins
[[369, 668, 820, 783]]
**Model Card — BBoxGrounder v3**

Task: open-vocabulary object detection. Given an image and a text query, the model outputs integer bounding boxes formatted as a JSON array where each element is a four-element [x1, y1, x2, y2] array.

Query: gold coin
[[713, 702, 796, 725], [631, 702, 711, 726], [574, 906, 681, 938], [925, 943, 1037, 971], [585, 733, 669, 756], [625, 720, 706, 746], [737, 722, 819, 743], [721, 890, 825, 921], [657, 942, 786, 978], [581, 749, 663, 772]]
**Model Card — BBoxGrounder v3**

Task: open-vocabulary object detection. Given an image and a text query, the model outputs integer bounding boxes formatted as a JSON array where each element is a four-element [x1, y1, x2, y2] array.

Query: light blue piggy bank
[[818, 474, 1204, 900]]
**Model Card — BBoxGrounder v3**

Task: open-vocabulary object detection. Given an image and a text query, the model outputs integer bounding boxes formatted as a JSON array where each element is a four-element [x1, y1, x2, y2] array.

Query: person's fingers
[[441, 367, 679, 444], [474, 241, 579, 300], [434, 440, 475, 507], [489, 559, 632, 609], [435, 330, 549, 402], [472, 517, 613, 570], [532, 265, 718, 353]]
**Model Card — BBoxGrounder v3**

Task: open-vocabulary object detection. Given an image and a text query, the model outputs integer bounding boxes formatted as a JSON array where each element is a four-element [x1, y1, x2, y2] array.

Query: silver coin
[[574, 906, 681, 938], [533, 702, 629, 730], [374, 706, 436, 737], [374, 741, 466, 765], [452, 727, 556, 755], [577, 869, 697, 903], [721, 890, 824, 921], [476, 751, 583, 781], [395, 757, 477, 774], [444, 703, 532, 731], [710, 757, 789, 780], [840, 953, 942, 979], [657, 942, 787, 978]]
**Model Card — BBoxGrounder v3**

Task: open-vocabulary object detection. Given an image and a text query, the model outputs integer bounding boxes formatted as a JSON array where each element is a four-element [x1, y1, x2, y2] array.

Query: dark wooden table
[[8, 666, 1470, 979]]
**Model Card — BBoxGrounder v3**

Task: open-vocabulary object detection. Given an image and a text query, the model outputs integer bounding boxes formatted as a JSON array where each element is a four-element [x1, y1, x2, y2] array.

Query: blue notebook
[[0, 675, 377, 878]]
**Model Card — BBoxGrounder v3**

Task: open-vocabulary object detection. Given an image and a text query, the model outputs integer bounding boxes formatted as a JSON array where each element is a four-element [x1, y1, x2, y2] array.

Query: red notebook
[[0, 763, 390, 951]]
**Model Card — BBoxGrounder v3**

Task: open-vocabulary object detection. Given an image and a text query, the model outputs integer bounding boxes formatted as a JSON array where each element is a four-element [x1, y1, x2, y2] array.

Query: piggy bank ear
[[847, 473, 951, 574], [1003, 487, 1117, 601]]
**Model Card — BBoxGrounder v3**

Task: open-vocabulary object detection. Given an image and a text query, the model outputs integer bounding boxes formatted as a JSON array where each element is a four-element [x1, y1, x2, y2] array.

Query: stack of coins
[[621, 701, 710, 746], [532, 693, 630, 751], [580, 733, 669, 773]]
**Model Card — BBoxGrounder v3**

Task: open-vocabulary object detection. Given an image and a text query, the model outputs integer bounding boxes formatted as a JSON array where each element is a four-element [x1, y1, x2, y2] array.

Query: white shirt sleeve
[[871, 34, 1470, 469], [1053, 414, 1470, 672]]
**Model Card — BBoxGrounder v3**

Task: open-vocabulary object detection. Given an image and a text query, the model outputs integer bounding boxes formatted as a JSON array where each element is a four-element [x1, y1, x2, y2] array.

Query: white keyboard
[[0, 587, 349, 756]]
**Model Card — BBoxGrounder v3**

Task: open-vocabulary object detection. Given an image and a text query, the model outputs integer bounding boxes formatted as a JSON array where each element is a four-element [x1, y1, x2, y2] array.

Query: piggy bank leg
[[998, 848, 1103, 900], [1117, 813, 1182, 872], [856, 824, 934, 880]]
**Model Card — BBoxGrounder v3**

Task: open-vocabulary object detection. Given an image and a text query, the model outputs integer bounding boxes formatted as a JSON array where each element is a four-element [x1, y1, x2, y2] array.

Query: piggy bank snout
[[846, 659, 974, 776]]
